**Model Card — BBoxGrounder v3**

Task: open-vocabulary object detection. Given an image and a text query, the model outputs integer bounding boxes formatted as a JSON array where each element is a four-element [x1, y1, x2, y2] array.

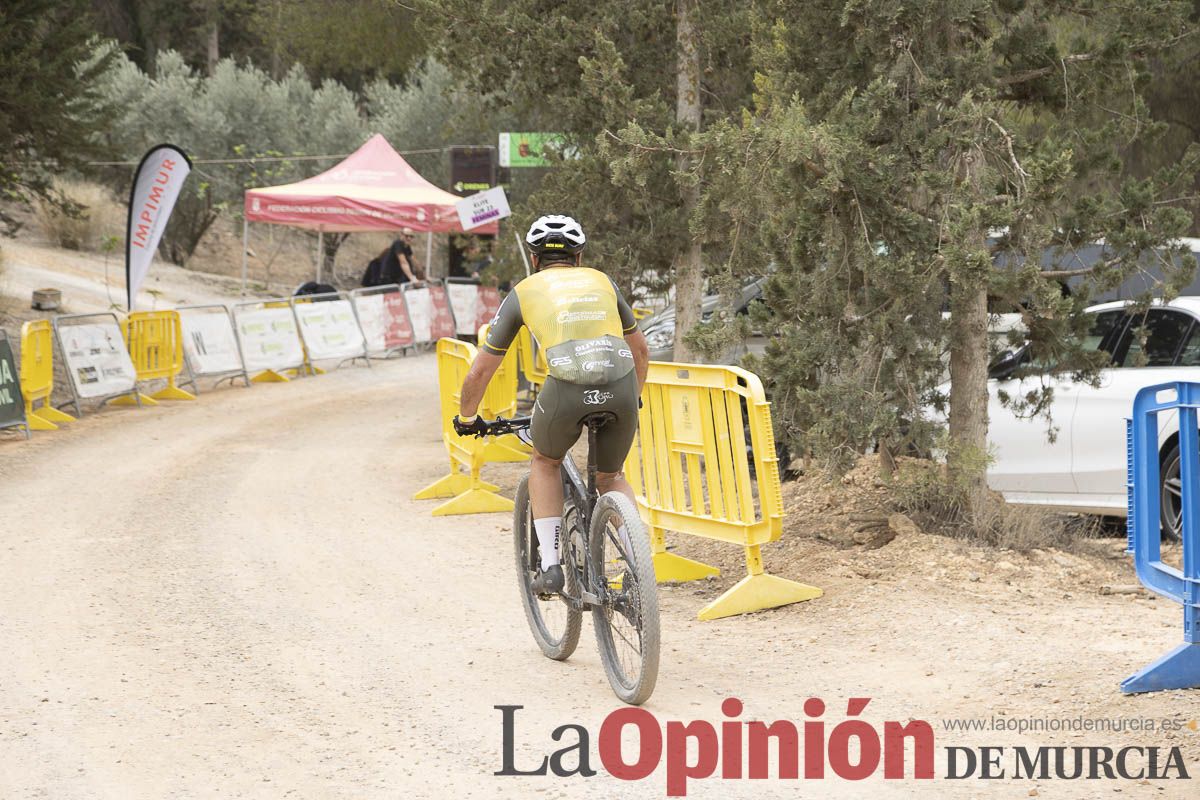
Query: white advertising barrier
[[53, 314, 138, 410], [405, 285, 434, 343], [354, 292, 389, 353], [351, 286, 415, 356], [233, 304, 306, 374], [291, 297, 367, 362], [446, 280, 480, 337], [178, 306, 245, 376]]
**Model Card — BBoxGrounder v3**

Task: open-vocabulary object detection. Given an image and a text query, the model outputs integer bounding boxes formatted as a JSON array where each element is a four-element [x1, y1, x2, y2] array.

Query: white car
[[976, 299, 1200, 536]]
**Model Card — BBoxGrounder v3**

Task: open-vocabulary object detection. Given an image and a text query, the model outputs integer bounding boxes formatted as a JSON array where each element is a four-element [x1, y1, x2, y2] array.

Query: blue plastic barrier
[[1122, 382, 1200, 694]]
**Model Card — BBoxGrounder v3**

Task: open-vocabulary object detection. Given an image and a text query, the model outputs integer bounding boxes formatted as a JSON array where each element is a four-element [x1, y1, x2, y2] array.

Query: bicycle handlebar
[[457, 415, 532, 438]]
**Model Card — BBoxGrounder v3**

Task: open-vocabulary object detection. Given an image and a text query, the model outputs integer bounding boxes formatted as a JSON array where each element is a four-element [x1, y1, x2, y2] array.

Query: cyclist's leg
[[594, 370, 640, 504], [529, 378, 583, 571]]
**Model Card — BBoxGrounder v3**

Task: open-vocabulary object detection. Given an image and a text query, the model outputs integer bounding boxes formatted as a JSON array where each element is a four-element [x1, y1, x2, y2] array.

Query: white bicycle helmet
[[525, 214, 586, 257]]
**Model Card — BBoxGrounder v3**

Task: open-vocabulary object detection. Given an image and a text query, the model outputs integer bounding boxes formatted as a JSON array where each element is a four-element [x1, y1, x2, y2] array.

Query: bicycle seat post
[[586, 418, 600, 502]]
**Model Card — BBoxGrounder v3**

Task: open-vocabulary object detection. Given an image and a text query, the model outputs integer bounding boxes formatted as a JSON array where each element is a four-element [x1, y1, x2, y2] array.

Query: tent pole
[[515, 230, 531, 277], [317, 229, 324, 284], [426, 231, 434, 278], [241, 217, 249, 296]]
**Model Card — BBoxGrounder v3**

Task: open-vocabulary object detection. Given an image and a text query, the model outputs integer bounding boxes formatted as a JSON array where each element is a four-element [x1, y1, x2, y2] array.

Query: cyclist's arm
[[610, 279, 648, 390], [626, 328, 649, 391], [459, 352, 502, 418], [460, 290, 523, 418]]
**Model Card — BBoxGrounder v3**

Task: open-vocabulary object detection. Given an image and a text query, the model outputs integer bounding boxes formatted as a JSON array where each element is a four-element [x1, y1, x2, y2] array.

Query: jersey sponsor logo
[[557, 310, 608, 323], [583, 389, 614, 405], [549, 356, 572, 367], [574, 340, 614, 354], [617, 348, 632, 358], [582, 359, 615, 372], [553, 294, 601, 306]]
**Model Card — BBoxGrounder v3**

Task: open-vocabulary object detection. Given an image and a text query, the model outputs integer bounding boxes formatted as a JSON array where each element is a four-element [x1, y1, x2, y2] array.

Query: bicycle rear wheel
[[513, 475, 582, 660], [589, 491, 660, 705]]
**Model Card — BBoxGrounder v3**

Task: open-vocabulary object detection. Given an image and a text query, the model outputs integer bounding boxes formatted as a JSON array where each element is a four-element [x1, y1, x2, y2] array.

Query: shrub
[[33, 178, 124, 251], [890, 455, 1098, 551]]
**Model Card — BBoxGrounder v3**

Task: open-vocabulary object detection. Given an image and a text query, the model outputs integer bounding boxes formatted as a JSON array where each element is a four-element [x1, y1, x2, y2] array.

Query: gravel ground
[[1, 353, 1197, 799]]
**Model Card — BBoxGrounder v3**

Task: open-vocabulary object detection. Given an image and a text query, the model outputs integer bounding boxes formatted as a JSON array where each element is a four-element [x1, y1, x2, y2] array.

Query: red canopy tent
[[241, 133, 496, 287]]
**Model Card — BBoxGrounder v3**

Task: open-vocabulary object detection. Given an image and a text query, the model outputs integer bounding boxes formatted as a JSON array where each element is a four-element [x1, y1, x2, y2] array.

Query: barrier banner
[[446, 281, 479, 337], [405, 286, 433, 343], [356, 290, 415, 354], [293, 299, 366, 361], [59, 321, 138, 399], [0, 335, 28, 434], [383, 293, 415, 348], [476, 286, 501, 329], [235, 307, 304, 372], [179, 307, 244, 375], [354, 293, 388, 353], [427, 283, 457, 340]]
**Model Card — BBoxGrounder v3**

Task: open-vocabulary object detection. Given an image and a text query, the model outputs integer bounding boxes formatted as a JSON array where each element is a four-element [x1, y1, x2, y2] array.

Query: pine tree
[[711, 0, 1199, 520], [418, 0, 753, 352], [0, 0, 115, 233]]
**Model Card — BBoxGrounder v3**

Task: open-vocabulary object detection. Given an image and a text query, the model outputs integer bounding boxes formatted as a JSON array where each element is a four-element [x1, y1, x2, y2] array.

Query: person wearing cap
[[381, 228, 419, 284]]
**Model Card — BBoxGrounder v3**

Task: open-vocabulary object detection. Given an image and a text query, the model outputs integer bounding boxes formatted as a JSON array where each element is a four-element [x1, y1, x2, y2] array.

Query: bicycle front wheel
[[589, 492, 660, 705], [513, 475, 582, 660]]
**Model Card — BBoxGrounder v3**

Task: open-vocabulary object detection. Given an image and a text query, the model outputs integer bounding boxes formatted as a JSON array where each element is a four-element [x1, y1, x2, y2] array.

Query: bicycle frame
[[508, 415, 613, 612]]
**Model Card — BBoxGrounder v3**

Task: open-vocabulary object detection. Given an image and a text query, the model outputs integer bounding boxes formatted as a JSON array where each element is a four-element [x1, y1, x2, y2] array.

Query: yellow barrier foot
[[481, 437, 532, 463], [111, 392, 159, 406], [697, 573, 823, 621], [414, 472, 501, 500], [653, 551, 721, 583], [251, 369, 290, 383], [36, 406, 75, 424], [151, 385, 196, 401], [431, 488, 514, 516], [26, 411, 58, 431]]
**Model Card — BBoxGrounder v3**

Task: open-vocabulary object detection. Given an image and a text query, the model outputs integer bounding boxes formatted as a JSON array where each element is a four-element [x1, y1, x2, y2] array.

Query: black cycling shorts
[[530, 371, 639, 472]]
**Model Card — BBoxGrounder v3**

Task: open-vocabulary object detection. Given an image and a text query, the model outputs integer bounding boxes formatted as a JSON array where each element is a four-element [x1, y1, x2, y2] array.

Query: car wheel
[[1160, 442, 1183, 542]]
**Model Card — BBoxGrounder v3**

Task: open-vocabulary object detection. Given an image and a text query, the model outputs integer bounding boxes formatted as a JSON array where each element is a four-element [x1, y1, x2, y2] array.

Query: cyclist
[[453, 214, 650, 594]]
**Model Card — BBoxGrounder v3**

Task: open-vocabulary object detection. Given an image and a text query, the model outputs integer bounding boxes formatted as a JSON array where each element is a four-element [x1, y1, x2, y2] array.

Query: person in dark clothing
[[381, 227, 419, 284]]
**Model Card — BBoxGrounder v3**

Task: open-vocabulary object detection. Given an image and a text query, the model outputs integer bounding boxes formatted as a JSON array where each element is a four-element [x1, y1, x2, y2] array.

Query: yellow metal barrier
[[18, 320, 75, 430], [516, 327, 547, 391], [114, 311, 196, 404], [624, 362, 822, 620], [413, 338, 515, 515], [477, 324, 531, 464]]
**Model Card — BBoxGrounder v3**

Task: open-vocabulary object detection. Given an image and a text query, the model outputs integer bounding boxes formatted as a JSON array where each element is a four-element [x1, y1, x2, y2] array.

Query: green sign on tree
[[498, 132, 568, 168]]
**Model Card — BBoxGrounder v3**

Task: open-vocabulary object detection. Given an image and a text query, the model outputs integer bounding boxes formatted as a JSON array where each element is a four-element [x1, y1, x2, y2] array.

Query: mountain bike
[[461, 413, 660, 705]]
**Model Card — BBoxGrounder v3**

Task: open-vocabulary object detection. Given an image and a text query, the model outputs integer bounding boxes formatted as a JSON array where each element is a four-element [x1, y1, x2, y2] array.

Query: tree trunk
[[946, 149, 991, 520], [206, 21, 220, 76], [322, 233, 349, 281], [672, 0, 703, 363]]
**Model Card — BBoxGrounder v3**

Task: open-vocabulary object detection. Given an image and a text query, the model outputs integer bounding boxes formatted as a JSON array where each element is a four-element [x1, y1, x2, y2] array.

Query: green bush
[[33, 179, 123, 251]]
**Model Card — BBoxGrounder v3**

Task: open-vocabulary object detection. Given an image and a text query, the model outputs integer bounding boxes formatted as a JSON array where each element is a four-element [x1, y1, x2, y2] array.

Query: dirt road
[[1, 354, 1197, 799]]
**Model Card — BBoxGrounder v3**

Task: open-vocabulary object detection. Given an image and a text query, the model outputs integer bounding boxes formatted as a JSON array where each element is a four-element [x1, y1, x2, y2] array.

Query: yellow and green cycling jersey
[[482, 266, 639, 385]]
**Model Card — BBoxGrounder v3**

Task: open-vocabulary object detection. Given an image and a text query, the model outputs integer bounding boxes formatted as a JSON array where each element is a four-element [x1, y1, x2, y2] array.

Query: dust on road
[[1, 354, 1196, 799]]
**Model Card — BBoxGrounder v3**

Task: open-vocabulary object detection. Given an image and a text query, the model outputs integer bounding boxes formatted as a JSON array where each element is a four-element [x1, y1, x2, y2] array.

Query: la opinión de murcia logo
[[494, 698, 1191, 797]]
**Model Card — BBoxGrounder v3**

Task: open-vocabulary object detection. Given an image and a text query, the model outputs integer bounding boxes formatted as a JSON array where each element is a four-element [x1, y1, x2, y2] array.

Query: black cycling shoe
[[530, 564, 565, 596]]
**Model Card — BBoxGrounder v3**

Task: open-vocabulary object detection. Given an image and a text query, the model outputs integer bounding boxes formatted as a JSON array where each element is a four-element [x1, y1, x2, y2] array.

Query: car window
[[1061, 309, 1129, 370], [1119, 310, 1193, 367], [1175, 319, 1200, 366]]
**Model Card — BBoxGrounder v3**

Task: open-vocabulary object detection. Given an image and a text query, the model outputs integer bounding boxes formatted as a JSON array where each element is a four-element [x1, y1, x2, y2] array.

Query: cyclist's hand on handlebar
[[453, 414, 490, 437]]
